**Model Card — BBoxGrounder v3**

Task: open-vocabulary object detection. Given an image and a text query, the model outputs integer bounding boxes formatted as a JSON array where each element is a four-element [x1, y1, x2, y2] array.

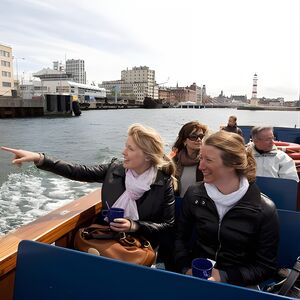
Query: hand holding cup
[[192, 258, 213, 279]]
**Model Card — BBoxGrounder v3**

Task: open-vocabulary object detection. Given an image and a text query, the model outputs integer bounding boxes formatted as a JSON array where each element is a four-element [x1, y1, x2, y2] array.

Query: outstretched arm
[[1, 146, 41, 165]]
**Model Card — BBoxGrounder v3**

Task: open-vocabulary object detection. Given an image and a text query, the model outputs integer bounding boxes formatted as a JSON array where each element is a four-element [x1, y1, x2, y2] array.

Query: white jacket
[[248, 143, 299, 182]]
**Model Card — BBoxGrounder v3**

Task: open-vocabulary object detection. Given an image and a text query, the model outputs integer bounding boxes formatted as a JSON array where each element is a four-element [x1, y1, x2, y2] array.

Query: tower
[[252, 73, 258, 99]]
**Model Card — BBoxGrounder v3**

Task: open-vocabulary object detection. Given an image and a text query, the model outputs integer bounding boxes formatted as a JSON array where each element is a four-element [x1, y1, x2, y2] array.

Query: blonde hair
[[204, 131, 256, 182], [128, 124, 176, 178]]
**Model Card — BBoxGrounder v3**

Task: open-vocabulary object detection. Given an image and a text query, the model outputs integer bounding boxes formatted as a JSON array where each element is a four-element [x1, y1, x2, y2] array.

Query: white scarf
[[112, 166, 157, 220], [204, 176, 249, 220]]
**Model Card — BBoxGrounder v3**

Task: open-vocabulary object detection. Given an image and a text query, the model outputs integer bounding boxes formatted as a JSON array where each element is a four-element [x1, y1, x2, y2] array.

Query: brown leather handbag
[[74, 224, 156, 266]]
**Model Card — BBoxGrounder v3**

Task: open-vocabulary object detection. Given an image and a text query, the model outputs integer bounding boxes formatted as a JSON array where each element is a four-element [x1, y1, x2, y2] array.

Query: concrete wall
[[0, 97, 44, 107]]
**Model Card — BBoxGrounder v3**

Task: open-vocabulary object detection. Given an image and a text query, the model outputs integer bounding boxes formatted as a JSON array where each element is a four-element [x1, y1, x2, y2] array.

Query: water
[[1, 108, 300, 235]]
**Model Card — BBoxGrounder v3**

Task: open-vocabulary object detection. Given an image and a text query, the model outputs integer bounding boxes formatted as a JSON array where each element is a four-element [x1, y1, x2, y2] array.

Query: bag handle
[[278, 256, 300, 296], [81, 226, 122, 240], [81, 226, 152, 249]]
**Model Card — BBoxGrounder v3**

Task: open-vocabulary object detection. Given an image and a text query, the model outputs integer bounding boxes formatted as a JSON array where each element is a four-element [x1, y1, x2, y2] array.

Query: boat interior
[[0, 179, 300, 299]]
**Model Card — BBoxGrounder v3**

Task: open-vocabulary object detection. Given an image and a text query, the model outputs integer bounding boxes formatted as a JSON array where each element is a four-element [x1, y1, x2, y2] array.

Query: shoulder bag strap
[[278, 257, 300, 296]]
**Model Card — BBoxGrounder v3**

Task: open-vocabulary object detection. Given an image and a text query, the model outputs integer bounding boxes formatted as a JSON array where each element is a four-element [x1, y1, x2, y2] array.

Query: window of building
[[0, 50, 10, 57], [2, 82, 12, 87], [1, 60, 10, 67], [2, 71, 11, 77]]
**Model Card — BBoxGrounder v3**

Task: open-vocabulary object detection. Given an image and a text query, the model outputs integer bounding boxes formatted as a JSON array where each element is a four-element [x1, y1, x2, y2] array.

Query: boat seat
[[256, 176, 298, 211], [277, 209, 300, 268], [13, 240, 289, 300]]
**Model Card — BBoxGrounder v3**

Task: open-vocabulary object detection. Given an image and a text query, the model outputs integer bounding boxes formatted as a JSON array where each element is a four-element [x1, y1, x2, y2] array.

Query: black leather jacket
[[174, 182, 279, 286], [38, 156, 175, 247]]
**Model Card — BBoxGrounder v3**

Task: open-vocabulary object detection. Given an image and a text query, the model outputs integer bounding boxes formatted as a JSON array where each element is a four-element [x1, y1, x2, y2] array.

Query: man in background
[[247, 126, 299, 182], [221, 115, 243, 136]]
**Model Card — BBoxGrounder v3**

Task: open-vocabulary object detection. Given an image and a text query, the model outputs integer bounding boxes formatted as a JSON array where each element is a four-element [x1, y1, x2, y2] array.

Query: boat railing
[[0, 188, 102, 300]]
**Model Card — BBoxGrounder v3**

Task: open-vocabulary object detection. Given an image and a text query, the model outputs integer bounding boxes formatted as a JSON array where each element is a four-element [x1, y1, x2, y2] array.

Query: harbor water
[[1, 108, 300, 235]]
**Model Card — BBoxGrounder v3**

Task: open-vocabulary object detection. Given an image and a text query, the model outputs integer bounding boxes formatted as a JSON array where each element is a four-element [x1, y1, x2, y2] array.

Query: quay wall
[[0, 97, 44, 118]]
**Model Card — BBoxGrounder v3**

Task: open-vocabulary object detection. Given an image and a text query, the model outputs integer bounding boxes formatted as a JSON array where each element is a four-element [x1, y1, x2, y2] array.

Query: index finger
[[1, 146, 18, 154]]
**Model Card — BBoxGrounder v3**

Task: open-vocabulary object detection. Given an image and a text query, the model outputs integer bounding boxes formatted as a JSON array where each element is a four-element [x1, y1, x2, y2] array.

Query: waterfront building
[[121, 66, 156, 103], [231, 95, 248, 103], [259, 97, 284, 106], [0, 44, 14, 96], [22, 68, 106, 101], [189, 83, 203, 104], [158, 85, 197, 106], [65, 59, 86, 84], [100, 66, 156, 104]]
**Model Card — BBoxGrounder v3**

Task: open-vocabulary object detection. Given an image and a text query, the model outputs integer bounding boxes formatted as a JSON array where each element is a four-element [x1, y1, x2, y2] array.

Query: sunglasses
[[188, 133, 204, 141]]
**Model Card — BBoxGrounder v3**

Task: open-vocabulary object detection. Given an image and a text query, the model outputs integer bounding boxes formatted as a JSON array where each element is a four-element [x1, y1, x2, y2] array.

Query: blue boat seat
[[277, 209, 300, 268], [13, 240, 291, 300], [255, 176, 298, 211], [239, 126, 300, 144]]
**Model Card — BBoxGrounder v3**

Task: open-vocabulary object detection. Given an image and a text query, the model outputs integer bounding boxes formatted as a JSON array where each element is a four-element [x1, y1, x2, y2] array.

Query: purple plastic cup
[[102, 207, 124, 223], [192, 258, 213, 279]]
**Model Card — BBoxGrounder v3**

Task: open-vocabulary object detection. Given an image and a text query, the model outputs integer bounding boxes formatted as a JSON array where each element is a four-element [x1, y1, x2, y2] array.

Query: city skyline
[[1, 0, 299, 101]]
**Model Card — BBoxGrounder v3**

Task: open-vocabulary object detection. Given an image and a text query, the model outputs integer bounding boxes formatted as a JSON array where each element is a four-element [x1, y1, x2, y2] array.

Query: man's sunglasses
[[188, 133, 204, 141]]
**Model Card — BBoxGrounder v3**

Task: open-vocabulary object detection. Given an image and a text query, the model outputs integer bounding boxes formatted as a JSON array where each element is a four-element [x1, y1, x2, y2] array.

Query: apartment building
[[121, 66, 155, 103], [65, 59, 86, 84], [100, 66, 156, 103], [0, 44, 14, 96]]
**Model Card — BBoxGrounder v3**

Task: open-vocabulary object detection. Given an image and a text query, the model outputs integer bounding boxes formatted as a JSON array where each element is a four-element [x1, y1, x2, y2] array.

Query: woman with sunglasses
[[158, 121, 208, 271], [172, 121, 208, 197]]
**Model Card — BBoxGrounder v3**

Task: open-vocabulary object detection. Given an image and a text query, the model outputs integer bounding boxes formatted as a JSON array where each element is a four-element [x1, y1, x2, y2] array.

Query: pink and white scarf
[[112, 166, 157, 220]]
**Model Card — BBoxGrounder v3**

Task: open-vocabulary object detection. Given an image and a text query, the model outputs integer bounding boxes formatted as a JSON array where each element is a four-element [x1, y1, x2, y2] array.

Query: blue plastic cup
[[192, 258, 213, 279], [102, 207, 125, 223]]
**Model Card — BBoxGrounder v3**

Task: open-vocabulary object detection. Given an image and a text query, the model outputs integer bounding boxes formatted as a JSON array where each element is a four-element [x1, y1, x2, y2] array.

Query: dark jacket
[[174, 182, 279, 286], [38, 156, 175, 247], [222, 125, 243, 136]]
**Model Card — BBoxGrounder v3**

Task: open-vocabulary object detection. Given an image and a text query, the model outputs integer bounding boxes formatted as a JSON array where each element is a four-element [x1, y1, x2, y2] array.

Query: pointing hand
[[1, 146, 41, 165]]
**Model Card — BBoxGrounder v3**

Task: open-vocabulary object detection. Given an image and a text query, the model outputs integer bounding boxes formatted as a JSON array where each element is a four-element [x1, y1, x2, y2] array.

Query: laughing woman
[[174, 130, 279, 286], [1, 123, 176, 249]]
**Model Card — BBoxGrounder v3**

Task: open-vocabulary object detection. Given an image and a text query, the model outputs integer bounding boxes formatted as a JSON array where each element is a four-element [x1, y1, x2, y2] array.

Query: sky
[[1, 0, 299, 100]]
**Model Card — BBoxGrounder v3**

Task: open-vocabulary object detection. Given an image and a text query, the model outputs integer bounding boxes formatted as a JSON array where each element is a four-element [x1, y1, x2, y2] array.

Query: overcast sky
[[1, 0, 299, 100]]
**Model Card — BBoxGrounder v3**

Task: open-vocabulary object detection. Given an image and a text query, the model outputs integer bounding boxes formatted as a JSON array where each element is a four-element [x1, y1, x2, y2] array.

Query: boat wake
[[0, 169, 99, 235]]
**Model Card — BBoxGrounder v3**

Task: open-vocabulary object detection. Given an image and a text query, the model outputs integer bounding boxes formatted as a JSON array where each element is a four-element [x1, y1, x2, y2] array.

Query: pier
[[0, 97, 44, 118]]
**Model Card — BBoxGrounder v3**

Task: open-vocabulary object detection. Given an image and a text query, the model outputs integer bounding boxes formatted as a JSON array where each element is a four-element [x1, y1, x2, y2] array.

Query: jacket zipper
[[213, 205, 260, 262], [215, 219, 222, 262]]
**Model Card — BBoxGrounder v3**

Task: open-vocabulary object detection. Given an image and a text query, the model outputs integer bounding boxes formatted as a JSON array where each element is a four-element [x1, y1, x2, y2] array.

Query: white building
[[20, 68, 105, 101], [66, 59, 86, 84], [0, 43, 14, 96]]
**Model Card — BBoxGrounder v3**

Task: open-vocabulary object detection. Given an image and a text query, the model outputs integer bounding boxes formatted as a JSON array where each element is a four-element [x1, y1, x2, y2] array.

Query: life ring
[[274, 141, 300, 153]]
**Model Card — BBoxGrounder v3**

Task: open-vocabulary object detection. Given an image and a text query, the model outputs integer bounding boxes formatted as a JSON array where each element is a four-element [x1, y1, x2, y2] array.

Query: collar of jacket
[[192, 182, 263, 211], [252, 144, 278, 157], [112, 163, 165, 186]]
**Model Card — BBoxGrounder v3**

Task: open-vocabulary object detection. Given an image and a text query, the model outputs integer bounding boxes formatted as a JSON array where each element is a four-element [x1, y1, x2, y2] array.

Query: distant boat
[[143, 96, 162, 108]]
